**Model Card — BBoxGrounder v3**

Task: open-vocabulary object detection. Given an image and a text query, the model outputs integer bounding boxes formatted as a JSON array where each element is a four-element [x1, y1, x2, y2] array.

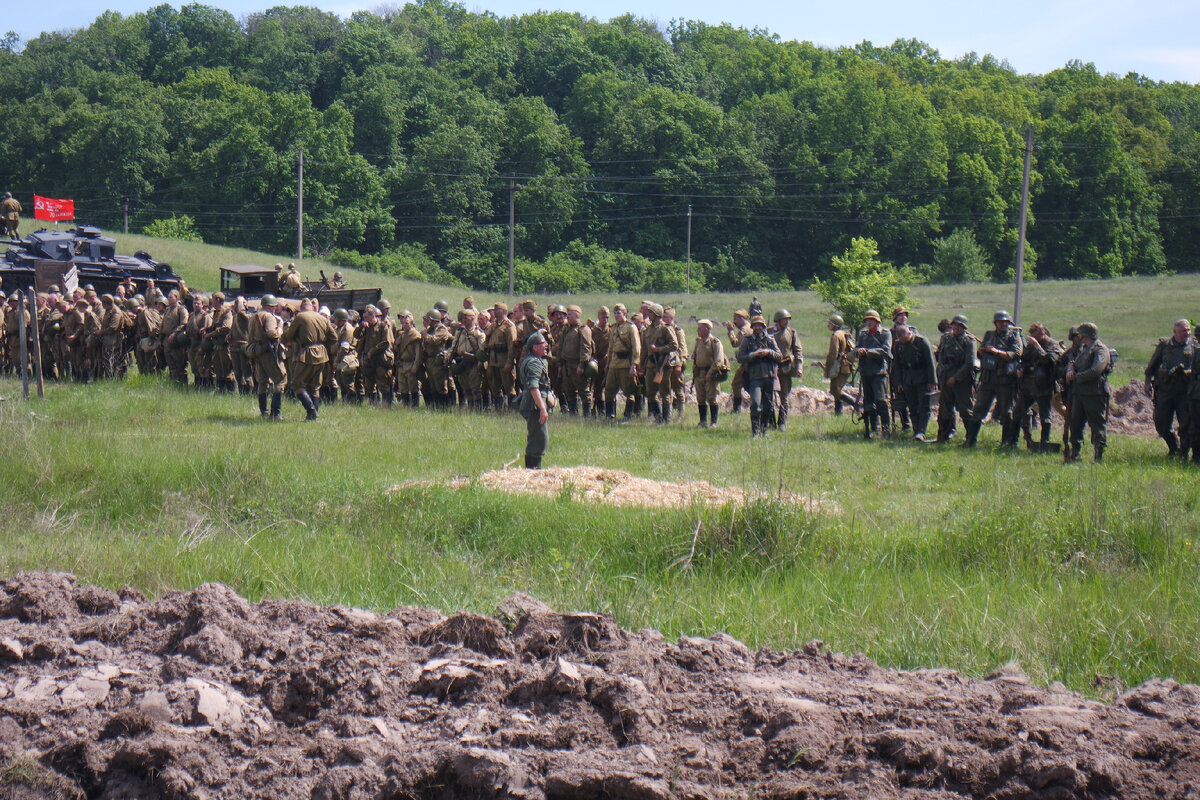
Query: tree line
[[1, 1, 1197, 291]]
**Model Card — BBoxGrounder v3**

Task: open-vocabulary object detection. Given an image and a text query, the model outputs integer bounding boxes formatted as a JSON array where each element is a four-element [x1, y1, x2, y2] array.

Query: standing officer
[[604, 303, 641, 421], [891, 323, 937, 441], [1144, 319, 1194, 458], [736, 315, 784, 437], [964, 310, 1023, 448], [1065, 322, 1111, 463], [770, 309, 802, 430], [935, 314, 977, 443], [518, 331, 551, 469], [248, 295, 286, 420], [854, 309, 892, 439], [823, 314, 854, 415]]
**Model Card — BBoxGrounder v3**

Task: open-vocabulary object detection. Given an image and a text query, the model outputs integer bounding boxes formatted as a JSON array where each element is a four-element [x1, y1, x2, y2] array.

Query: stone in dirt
[[1, 571, 1198, 799]]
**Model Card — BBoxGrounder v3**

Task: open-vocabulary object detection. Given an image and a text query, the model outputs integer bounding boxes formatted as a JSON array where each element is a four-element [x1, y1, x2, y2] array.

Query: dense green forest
[[1, 2, 1198, 291]]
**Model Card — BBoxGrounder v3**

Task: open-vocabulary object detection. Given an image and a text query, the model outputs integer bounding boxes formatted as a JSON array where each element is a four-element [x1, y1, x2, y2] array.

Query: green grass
[[1, 371, 1197, 698]]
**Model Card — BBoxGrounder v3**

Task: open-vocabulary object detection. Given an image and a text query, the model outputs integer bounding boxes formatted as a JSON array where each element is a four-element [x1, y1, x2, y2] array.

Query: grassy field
[[4, 228, 1198, 696]]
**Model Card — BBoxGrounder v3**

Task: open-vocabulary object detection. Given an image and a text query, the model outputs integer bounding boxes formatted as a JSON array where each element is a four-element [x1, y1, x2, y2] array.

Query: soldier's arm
[[1075, 346, 1110, 383], [921, 338, 937, 383], [951, 337, 976, 384], [1145, 341, 1164, 380], [865, 331, 891, 359]]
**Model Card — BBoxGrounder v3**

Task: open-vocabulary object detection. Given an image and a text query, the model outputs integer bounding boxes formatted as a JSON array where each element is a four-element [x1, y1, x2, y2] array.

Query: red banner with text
[[33, 195, 75, 222]]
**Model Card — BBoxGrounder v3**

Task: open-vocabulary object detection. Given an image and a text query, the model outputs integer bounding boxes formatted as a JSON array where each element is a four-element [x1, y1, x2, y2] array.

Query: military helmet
[[749, 315, 767, 327], [377, 298, 391, 310], [398, 309, 413, 320], [647, 302, 664, 317], [260, 294, 278, 307], [526, 331, 546, 348], [993, 309, 1012, 323], [951, 313, 969, 327], [434, 299, 449, 312], [892, 306, 909, 319], [582, 358, 599, 379], [426, 309, 441, 321], [175, 332, 190, 348], [828, 314, 844, 327], [1077, 322, 1098, 339], [863, 309, 882, 323], [773, 309, 790, 322], [333, 272, 343, 279], [333, 308, 349, 321]]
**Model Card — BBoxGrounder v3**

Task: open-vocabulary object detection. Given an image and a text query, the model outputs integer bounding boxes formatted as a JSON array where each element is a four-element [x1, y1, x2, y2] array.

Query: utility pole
[[686, 204, 693, 294], [508, 176, 516, 297], [122, 196, 131, 235], [1013, 124, 1033, 327], [297, 148, 304, 261]]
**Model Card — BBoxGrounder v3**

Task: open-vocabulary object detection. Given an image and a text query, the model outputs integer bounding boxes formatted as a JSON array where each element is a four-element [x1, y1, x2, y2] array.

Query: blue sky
[[16, 0, 1200, 83]]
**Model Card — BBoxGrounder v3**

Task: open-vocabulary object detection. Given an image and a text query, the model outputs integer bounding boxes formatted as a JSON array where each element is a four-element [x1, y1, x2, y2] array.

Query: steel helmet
[[993, 310, 1012, 323], [828, 314, 844, 327], [773, 309, 791, 322], [863, 309, 881, 323]]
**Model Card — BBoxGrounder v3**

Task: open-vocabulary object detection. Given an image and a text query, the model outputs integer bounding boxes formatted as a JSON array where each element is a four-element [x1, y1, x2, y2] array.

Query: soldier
[[484, 302, 518, 410], [557, 305, 594, 416], [330, 309, 357, 402], [604, 303, 641, 421], [1187, 336, 1200, 464], [281, 301, 337, 421], [3, 294, 29, 375], [513, 300, 546, 366], [1, 192, 21, 238], [642, 303, 677, 424], [890, 307, 915, 432], [589, 306, 610, 416], [1018, 323, 1065, 451], [394, 310, 423, 407], [823, 314, 855, 415], [329, 272, 346, 289], [964, 310, 1023, 448], [185, 295, 210, 389], [692, 319, 726, 428], [247, 295, 287, 420], [1144, 319, 1194, 458], [518, 331, 551, 469], [420, 309, 454, 408], [134, 292, 162, 376], [47, 299, 71, 380], [1065, 322, 1111, 463], [357, 305, 394, 406], [736, 315, 784, 438], [662, 307, 689, 421], [97, 294, 127, 379], [160, 291, 189, 385], [935, 314, 978, 443], [205, 292, 235, 393], [629, 311, 647, 416], [230, 297, 254, 394], [891, 323, 937, 441], [769, 309, 803, 430], [724, 310, 751, 413], [280, 263, 304, 298], [449, 308, 486, 409], [854, 309, 892, 439]]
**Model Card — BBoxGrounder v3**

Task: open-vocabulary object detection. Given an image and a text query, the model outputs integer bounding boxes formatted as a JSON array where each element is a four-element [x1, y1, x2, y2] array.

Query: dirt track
[[2, 572, 1198, 799]]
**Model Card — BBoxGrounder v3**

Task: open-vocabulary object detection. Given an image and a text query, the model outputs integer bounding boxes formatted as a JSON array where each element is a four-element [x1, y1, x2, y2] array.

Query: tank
[[1, 225, 184, 295]]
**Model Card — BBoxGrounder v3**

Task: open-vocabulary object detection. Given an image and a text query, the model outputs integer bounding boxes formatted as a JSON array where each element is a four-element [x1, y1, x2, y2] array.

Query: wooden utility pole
[[1013, 125, 1033, 327], [508, 176, 516, 297], [27, 286, 43, 399], [686, 204, 693, 294], [297, 148, 304, 261]]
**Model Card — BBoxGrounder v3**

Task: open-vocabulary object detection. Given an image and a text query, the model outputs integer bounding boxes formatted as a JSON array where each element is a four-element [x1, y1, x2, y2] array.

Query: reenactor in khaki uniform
[[935, 314, 977, 443], [1065, 322, 1111, 462], [1, 192, 21, 238], [134, 294, 162, 376], [663, 307, 689, 420], [692, 319, 726, 427], [205, 292, 235, 392], [393, 310, 423, 407], [247, 295, 287, 419], [769, 309, 803, 430], [331, 308, 358, 402], [547, 304, 567, 398], [891, 323, 937, 441], [1145, 319, 1194, 458], [513, 300, 547, 366], [450, 308, 486, 409], [0, 291, 7, 371], [823, 314, 854, 415], [60, 299, 88, 380], [160, 292, 190, 385], [281, 304, 337, 421], [39, 294, 61, 381], [420, 309, 454, 408], [97, 294, 128, 379], [4, 294, 29, 376], [484, 302, 518, 410], [357, 305, 394, 406], [185, 295, 210, 389], [604, 303, 641, 421], [48, 299, 72, 380], [281, 263, 304, 298], [724, 310, 751, 413], [642, 303, 678, 424], [1017, 323, 1065, 451], [964, 310, 1023, 448], [557, 305, 594, 416], [589, 307, 610, 416], [229, 297, 253, 395]]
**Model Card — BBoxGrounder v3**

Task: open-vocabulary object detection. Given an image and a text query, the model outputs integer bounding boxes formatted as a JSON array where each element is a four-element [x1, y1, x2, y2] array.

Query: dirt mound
[[1110, 379, 1156, 435], [3, 573, 1199, 799]]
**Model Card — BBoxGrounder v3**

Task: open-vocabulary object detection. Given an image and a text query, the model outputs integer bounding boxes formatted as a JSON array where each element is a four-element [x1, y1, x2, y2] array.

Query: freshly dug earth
[[2, 573, 1198, 800]]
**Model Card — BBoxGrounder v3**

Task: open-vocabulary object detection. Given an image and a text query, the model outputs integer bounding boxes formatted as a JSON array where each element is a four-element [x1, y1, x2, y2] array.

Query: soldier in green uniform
[[769, 309, 802, 430], [1144, 319, 1194, 458], [1065, 322, 1111, 463], [823, 314, 855, 415], [935, 314, 977, 443], [518, 331, 551, 469], [247, 295, 287, 420], [281, 302, 337, 421], [964, 310, 1023, 448], [692, 319, 726, 428], [604, 303, 641, 421], [557, 305, 594, 416], [725, 310, 751, 413], [854, 309, 892, 439], [891, 323, 937, 441]]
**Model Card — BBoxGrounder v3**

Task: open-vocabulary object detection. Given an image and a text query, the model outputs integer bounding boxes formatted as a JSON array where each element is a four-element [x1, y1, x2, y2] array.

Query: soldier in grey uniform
[[964, 310, 1023, 448], [1065, 322, 1111, 463], [854, 309, 892, 439], [736, 315, 784, 438], [518, 332, 551, 469], [1144, 319, 1194, 458], [891, 323, 937, 441]]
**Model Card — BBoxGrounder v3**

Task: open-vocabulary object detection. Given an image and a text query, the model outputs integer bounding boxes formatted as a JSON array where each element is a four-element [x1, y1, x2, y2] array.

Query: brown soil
[[3, 573, 1198, 799]]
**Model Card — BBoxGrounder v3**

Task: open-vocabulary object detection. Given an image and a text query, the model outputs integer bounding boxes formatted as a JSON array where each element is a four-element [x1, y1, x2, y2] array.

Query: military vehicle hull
[[1, 227, 183, 296], [219, 265, 381, 312]]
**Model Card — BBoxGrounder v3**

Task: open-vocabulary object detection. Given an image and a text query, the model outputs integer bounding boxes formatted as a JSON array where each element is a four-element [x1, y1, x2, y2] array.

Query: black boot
[[383, 391, 394, 408], [297, 390, 318, 421], [963, 420, 980, 447], [258, 393, 268, 417], [269, 392, 282, 420], [606, 400, 617, 420], [698, 404, 708, 427], [1040, 422, 1052, 452], [709, 404, 719, 428], [750, 410, 762, 437], [731, 394, 742, 414], [1094, 444, 1104, 463], [525, 454, 542, 469], [581, 398, 591, 418], [648, 400, 661, 424]]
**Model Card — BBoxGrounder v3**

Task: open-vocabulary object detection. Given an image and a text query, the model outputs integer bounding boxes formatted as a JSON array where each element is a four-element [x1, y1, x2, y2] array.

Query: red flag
[[34, 195, 75, 222]]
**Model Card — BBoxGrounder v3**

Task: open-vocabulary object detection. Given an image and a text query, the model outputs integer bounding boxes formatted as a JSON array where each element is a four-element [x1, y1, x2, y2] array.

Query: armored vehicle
[[1, 226, 184, 296], [219, 264, 381, 312]]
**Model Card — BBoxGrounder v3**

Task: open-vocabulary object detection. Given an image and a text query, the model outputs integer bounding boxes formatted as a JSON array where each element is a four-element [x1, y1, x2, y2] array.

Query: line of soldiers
[[0, 286, 1128, 461]]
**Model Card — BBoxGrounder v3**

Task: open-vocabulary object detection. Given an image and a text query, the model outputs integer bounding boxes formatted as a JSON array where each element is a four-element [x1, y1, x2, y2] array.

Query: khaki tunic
[[604, 320, 641, 401], [393, 327, 423, 394], [484, 318, 518, 399], [692, 335, 725, 404], [421, 322, 453, 395], [281, 310, 336, 392], [247, 309, 286, 391], [357, 319, 394, 396]]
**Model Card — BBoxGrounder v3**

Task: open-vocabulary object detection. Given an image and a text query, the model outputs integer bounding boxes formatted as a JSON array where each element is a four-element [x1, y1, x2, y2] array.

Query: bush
[[142, 215, 202, 243], [925, 229, 992, 283], [810, 237, 918, 328], [330, 244, 465, 287]]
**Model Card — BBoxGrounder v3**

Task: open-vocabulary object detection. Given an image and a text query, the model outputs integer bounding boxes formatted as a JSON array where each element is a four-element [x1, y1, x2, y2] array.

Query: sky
[[14, 0, 1200, 84]]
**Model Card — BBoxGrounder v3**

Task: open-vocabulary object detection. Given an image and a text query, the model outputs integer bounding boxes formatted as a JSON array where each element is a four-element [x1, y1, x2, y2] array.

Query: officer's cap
[[261, 294, 279, 307], [828, 314, 844, 327], [773, 309, 790, 322], [750, 315, 767, 327], [952, 313, 969, 327], [526, 331, 546, 348], [993, 309, 1012, 323], [1077, 322, 1098, 339], [863, 309, 881, 323]]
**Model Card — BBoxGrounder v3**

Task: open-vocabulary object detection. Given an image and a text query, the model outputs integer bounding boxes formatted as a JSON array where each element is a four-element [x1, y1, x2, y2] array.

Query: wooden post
[[27, 286, 44, 398], [16, 290, 29, 400], [1013, 124, 1033, 327]]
